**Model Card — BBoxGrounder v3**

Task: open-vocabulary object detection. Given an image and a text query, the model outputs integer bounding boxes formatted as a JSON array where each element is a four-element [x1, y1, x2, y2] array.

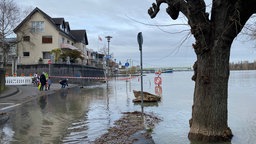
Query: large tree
[[148, 0, 256, 142], [0, 0, 20, 68]]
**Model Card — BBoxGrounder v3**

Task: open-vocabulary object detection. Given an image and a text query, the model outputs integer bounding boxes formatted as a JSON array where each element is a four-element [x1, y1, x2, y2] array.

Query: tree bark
[[189, 39, 233, 142], [187, 1, 235, 142]]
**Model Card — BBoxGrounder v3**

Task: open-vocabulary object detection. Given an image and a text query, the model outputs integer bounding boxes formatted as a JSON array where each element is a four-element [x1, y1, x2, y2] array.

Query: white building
[[13, 7, 91, 65]]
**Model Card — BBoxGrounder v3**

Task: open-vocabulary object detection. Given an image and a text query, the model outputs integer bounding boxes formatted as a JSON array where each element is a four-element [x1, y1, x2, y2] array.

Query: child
[[47, 77, 52, 90]]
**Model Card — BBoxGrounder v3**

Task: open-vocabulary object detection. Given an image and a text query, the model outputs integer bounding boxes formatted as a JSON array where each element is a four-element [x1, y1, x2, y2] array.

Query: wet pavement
[[0, 83, 77, 112], [0, 86, 19, 99]]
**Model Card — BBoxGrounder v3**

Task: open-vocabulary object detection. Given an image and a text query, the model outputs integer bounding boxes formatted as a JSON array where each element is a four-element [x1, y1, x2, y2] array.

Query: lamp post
[[105, 36, 112, 77]]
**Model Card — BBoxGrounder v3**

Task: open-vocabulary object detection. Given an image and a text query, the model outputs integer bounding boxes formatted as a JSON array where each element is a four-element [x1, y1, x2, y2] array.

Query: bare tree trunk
[[189, 39, 233, 142]]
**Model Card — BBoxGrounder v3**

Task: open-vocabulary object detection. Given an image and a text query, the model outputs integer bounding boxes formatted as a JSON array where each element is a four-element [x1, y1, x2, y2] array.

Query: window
[[23, 36, 30, 41], [9, 45, 16, 55], [60, 24, 65, 31], [31, 21, 44, 33], [23, 52, 30, 57], [43, 52, 51, 59], [62, 37, 65, 43], [65, 28, 69, 34], [42, 36, 52, 43]]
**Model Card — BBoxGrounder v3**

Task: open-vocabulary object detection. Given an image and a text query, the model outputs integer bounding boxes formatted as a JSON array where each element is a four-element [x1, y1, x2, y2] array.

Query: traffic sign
[[125, 62, 129, 67], [48, 60, 52, 64], [154, 76, 162, 85], [137, 32, 143, 51], [106, 55, 111, 59]]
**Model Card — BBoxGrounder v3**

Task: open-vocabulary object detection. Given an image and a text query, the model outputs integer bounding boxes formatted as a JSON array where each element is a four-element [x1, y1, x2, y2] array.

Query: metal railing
[[5, 76, 33, 85]]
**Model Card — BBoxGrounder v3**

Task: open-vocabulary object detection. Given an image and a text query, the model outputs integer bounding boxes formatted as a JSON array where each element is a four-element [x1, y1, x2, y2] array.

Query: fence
[[5, 76, 33, 85], [17, 64, 105, 85]]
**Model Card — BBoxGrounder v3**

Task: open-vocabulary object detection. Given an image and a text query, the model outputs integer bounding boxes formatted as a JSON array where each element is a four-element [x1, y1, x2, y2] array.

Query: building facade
[[13, 7, 103, 67]]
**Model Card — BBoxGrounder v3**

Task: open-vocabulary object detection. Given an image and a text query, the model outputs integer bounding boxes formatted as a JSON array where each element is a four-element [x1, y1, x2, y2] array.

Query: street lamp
[[105, 36, 112, 77]]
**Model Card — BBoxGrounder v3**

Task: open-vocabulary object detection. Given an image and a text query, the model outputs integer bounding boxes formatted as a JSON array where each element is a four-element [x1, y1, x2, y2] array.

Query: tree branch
[[186, 0, 209, 25], [237, 0, 256, 23], [166, 0, 188, 19], [148, 0, 190, 20], [148, 0, 167, 18]]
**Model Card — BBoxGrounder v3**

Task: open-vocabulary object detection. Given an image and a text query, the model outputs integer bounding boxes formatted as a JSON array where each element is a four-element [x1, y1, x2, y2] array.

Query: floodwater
[[0, 70, 256, 144]]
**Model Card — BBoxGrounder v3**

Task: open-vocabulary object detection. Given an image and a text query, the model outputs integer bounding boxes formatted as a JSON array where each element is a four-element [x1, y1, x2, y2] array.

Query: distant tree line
[[230, 61, 256, 70]]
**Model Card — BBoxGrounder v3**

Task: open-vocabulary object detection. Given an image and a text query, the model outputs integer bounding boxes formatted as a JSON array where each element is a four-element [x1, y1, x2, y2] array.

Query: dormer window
[[65, 22, 70, 34], [65, 28, 69, 34], [60, 24, 65, 31]]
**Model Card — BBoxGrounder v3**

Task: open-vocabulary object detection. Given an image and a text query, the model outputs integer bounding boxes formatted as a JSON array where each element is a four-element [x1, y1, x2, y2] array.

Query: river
[[0, 70, 255, 144]]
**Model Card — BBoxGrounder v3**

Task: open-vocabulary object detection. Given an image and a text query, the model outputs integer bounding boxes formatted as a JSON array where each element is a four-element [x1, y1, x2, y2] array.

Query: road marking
[[0, 104, 21, 111], [0, 103, 15, 105]]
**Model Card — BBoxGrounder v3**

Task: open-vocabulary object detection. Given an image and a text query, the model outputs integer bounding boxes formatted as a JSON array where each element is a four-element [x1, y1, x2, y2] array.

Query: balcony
[[60, 43, 79, 50]]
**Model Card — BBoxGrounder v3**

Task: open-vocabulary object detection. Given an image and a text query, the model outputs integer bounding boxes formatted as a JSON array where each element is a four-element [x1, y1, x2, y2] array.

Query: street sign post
[[48, 60, 51, 76], [137, 32, 144, 113]]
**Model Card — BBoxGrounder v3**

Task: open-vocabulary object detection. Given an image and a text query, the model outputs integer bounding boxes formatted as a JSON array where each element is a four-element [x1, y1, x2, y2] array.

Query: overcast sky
[[14, 0, 256, 68]]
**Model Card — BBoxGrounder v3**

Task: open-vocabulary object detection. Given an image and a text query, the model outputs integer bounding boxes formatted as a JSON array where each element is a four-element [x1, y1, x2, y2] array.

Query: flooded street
[[1, 71, 256, 144]]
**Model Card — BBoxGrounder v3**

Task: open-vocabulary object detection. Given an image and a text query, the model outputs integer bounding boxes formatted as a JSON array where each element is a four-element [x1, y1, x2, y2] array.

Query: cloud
[[14, 0, 255, 67]]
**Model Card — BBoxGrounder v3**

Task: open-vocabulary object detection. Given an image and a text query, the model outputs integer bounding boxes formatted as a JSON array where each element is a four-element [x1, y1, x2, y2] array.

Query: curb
[[0, 86, 20, 99]]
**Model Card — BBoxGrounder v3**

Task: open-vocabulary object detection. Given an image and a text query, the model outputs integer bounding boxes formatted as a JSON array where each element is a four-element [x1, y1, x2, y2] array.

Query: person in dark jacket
[[59, 79, 68, 88], [39, 72, 47, 91]]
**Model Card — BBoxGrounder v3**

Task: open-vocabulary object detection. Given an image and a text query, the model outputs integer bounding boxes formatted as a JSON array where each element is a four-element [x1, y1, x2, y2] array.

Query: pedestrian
[[32, 72, 38, 86], [33, 72, 38, 78], [47, 77, 52, 90], [44, 72, 49, 80], [39, 72, 47, 91], [59, 79, 68, 88]]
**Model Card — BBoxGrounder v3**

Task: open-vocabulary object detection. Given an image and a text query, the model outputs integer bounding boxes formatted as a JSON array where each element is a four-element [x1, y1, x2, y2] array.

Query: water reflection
[[38, 95, 47, 110], [133, 102, 159, 107], [60, 89, 68, 99], [0, 87, 90, 143]]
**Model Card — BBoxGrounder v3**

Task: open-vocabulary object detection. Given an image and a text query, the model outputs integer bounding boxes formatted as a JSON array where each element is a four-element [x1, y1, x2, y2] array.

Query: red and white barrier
[[49, 75, 107, 80]]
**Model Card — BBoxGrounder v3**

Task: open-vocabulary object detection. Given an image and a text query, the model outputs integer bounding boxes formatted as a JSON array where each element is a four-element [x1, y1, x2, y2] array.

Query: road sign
[[137, 32, 143, 51], [154, 76, 162, 85], [48, 60, 52, 64], [106, 55, 111, 59], [125, 62, 129, 67]]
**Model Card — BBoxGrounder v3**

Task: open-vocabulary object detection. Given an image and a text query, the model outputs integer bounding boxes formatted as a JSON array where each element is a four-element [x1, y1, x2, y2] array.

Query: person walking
[[39, 72, 47, 91]]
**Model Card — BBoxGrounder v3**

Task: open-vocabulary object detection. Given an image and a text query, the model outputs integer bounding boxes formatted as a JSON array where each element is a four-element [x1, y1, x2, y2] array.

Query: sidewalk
[[0, 83, 77, 111], [0, 86, 19, 98]]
